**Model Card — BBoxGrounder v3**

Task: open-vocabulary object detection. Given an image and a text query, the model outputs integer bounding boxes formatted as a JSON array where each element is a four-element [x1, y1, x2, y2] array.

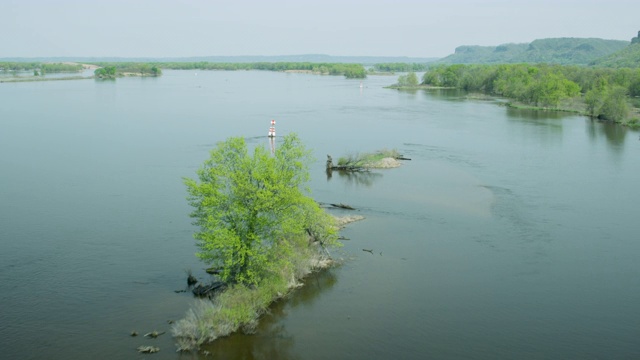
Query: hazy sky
[[2, 0, 639, 58]]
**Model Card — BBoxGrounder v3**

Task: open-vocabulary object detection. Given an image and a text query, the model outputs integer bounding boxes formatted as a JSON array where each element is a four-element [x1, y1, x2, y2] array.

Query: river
[[1, 70, 639, 359]]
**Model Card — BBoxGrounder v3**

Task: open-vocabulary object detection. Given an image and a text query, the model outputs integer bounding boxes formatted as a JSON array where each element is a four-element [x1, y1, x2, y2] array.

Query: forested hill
[[591, 37, 640, 68], [438, 38, 629, 65]]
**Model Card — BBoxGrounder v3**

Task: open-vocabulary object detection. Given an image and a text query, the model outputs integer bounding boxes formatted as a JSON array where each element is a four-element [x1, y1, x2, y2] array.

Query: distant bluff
[[438, 37, 629, 65]]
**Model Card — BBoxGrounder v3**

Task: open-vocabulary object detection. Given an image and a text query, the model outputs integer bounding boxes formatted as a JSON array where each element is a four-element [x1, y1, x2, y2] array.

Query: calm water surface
[[1, 71, 639, 359]]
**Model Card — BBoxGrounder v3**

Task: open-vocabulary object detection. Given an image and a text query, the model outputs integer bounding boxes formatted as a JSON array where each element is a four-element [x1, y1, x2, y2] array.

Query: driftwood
[[205, 268, 222, 275], [192, 281, 226, 297], [330, 203, 355, 210], [137, 346, 159, 353], [329, 165, 370, 171], [144, 331, 165, 338], [395, 156, 411, 160], [362, 249, 374, 254]]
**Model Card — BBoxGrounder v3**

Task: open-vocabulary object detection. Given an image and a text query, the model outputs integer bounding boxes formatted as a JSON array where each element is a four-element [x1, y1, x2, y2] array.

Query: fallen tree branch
[[330, 203, 355, 210]]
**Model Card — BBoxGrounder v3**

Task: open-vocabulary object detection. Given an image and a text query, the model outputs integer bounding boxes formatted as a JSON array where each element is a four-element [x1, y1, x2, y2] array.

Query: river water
[[1, 70, 639, 359]]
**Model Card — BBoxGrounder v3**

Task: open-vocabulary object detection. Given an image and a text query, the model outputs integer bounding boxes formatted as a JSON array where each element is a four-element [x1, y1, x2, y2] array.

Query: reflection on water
[[586, 118, 628, 148], [421, 88, 468, 101], [506, 106, 568, 121], [326, 169, 383, 187], [199, 271, 338, 360]]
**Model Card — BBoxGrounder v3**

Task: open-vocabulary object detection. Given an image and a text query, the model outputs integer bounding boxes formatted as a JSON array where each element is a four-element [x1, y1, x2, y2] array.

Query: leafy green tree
[[397, 72, 419, 87], [184, 134, 338, 286], [600, 86, 629, 121], [629, 77, 640, 97], [95, 66, 117, 79], [527, 72, 580, 107], [343, 64, 367, 79], [585, 77, 609, 116]]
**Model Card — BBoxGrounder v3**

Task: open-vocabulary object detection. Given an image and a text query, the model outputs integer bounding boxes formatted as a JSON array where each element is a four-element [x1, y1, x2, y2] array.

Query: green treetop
[[397, 72, 419, 87], [184, 134, 338, 286]]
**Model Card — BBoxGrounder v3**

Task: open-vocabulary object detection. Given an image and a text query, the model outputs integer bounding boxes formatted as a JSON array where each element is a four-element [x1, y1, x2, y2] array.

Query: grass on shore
[[172, 242, 334, 352]]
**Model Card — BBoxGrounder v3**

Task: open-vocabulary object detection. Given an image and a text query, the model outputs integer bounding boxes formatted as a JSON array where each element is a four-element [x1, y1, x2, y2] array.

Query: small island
[[326, 149, 409, 171], [94, 64, 162, 79]]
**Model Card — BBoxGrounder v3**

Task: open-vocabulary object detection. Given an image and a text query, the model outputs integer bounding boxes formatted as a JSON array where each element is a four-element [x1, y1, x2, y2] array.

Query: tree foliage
[[184, 134, 338, 286], [396, 72, 419, 87], [94, 66, 117, 79]]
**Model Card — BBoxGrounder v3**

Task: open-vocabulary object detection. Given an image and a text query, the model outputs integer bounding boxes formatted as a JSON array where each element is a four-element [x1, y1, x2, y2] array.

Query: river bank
[[387, 82, 640, 129], [503, 99, 640, 129]]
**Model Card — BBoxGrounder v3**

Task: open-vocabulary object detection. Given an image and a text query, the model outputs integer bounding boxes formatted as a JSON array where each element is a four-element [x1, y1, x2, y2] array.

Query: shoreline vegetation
[[388, 65, 640, 129], [172, 213, 364, 352]]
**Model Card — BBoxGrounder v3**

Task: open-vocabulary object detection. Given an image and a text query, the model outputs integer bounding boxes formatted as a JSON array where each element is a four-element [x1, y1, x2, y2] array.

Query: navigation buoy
[[268, 119, 276, 137]]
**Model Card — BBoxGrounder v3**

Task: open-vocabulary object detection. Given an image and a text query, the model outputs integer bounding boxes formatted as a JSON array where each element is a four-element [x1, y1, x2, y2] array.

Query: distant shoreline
[[0, 75, 93, 83]]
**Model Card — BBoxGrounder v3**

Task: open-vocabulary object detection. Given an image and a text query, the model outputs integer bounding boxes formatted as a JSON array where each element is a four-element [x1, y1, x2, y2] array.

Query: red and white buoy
[[268, 119, 276, 137]]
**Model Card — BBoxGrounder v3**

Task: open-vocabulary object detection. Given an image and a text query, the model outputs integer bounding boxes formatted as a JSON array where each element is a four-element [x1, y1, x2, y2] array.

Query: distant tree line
[[421, 64, 640, 125], [89, 62, 366, 79], [0, 62, 83, 73], [373, 63, 429, 72], [5, 61, 367, 79]]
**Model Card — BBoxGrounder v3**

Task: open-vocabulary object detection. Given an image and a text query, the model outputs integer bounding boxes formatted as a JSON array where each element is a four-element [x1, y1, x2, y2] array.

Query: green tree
[[600, 86, 629, 121], [585, 77, 609, 116], [95, 66, 117, 79], [184, 134, 338, 286], [527, 72, 580, 107], [151, 65, 161, 76], [397, 72, 419, 87]]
